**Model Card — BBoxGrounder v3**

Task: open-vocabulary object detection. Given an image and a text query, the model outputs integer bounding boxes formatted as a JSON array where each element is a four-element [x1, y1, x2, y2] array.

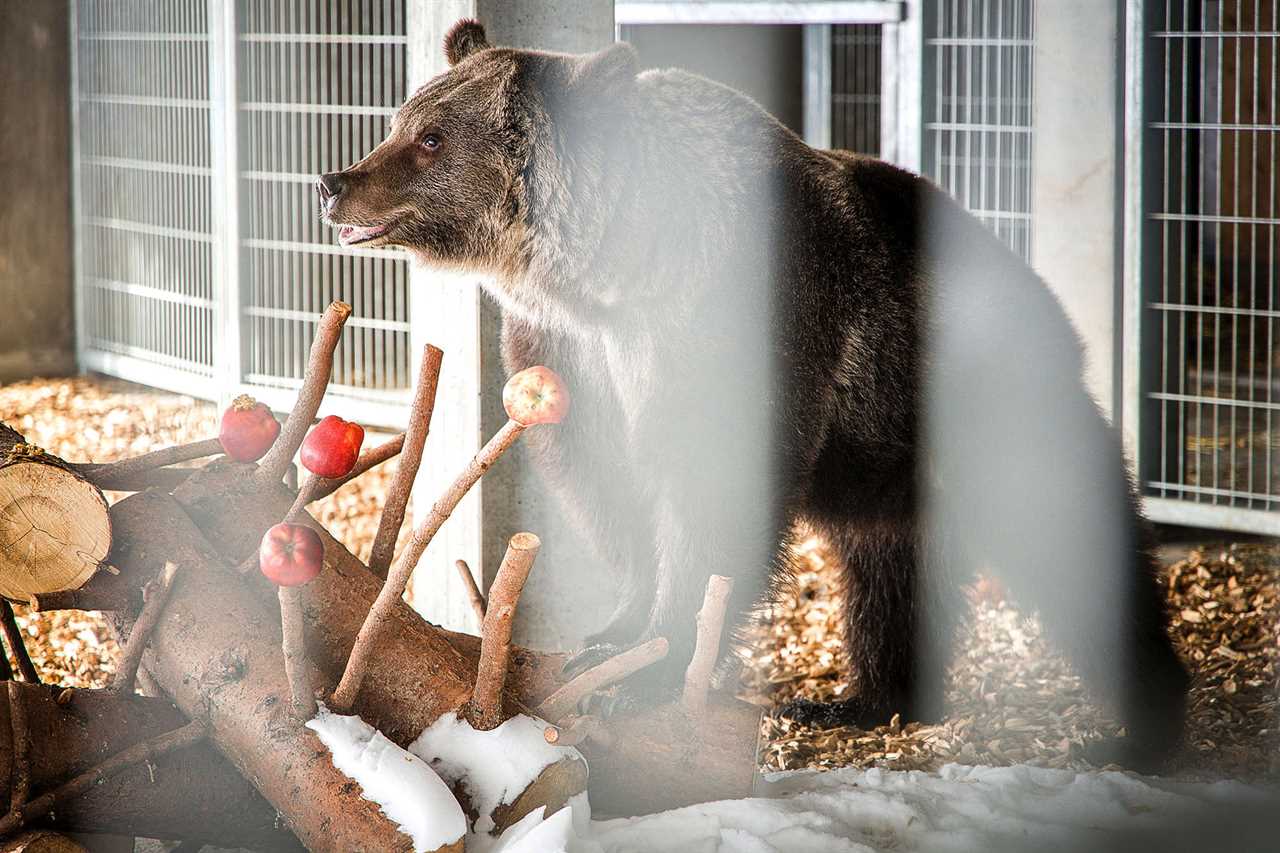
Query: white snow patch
[[409, 712, 583, 833], [465, 763, 1273, 853], [306, 707, 467, 852]]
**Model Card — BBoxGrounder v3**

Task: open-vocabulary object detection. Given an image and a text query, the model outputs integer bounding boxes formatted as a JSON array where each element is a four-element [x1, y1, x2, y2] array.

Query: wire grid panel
[[921, 0, 1034, 260], [238, 0, 413, 411], [74, 0, 217, 384], [1141, 0, 1279, 515], [832, 24, 883, 155]]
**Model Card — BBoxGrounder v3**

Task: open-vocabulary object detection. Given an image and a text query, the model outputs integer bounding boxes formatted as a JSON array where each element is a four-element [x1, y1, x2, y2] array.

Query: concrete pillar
[[0, 1, 75, 382], [406, 1, 615, 648], [1030, 1, 1121, 417]]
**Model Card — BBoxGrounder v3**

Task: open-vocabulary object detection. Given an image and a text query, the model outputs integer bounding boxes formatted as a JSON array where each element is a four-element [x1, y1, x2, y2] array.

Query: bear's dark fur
[[319, 20, 1189, 768]]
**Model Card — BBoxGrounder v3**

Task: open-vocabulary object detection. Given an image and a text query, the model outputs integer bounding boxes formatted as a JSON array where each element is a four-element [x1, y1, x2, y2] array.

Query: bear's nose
[[316, 172, 346, 204]]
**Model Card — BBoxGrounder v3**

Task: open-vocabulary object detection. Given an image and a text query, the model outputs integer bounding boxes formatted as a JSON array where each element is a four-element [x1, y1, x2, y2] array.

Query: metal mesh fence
[[922, 0, 1035, 260], [73, 0, 413, 422], [1141, 0, 1279, 514], [237, 0, 412, 404], [75, 0, 216, 379], [831, 24, 882, 156]]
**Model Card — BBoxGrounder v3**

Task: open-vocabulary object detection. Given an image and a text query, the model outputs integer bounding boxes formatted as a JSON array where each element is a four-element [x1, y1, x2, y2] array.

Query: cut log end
[[0, 461, 110, 601]]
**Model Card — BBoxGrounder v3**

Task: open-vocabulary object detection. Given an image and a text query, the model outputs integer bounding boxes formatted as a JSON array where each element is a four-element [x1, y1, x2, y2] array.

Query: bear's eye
[[421, 133, 441, 152]]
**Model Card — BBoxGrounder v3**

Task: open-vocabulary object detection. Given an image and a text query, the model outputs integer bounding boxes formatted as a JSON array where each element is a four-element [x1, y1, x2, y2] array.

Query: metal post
[[881, 0, 923, 171], [803, 24, 832, 149], [208, 0, 241, 406]]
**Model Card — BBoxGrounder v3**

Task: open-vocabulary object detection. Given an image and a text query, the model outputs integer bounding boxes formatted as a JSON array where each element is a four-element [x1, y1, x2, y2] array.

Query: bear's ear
[[569, 42, 639, 97], [444, 18, 489, 66]]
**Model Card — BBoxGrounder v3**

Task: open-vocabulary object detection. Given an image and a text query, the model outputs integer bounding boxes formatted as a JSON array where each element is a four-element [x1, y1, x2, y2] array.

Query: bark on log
[[0, 424, 110, 602], [107, 490, 425, 853], [0, 683, 301, 849]]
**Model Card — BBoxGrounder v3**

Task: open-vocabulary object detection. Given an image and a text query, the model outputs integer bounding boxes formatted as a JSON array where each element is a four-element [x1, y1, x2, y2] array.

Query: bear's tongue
[[338, 222, 391, 245]]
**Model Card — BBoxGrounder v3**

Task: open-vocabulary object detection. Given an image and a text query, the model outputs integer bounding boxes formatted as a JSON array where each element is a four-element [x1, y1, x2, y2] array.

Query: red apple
[[259, 522, 324, 587], [502, 366, 570, 426], [219, 394, 281, 462], [300, 415, 365, 478]]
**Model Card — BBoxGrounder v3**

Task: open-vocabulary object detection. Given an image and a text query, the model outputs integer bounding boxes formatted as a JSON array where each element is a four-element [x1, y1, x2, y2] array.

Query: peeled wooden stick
[[537, 637, 670, 723], [7, 682, 29, 811], [331, 366, 568, 712], [254, 301, 352, 484], [279, 585, 316, 719], [76, 465, 197, 493], [330, 420, 525, 712], [543, 714, 609, 748], [78, 438, 224, 488], [367, 345, 444, 578], [0, 601, 38, 683], [454, 559, 487, 623], [112, 562, 179, 695], [682, 574, 735, 716], [0, 719, 207, 838], [462, 533, 540, 730]]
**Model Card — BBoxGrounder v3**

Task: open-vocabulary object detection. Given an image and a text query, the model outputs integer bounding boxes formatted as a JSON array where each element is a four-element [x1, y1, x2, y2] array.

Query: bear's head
[[316, 19, 639, 295]]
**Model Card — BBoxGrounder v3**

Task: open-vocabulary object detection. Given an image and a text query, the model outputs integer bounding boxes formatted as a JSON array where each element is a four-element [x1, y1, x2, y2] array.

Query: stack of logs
[[0, 302, 760, 852]]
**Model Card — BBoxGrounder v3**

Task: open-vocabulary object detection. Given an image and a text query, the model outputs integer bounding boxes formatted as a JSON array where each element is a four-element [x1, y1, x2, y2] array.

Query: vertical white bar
[[209, 0, 241, 406], [70, 0, 86, 370], [405, 0, 486, 632], [1121, 0, 1146, 467], [803, 24, 832, 149], [884, 0, 924, 171]]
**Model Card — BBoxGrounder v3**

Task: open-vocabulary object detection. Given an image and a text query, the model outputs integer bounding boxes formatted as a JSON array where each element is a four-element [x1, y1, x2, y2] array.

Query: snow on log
[[306, 708, 465, 852], [0, 423, 110, 602], [0, 683, 300, 849], [107, 489, 417, 853], [410, 713, 586, 835]]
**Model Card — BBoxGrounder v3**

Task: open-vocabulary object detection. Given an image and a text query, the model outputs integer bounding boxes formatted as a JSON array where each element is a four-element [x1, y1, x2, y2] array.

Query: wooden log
[[0, 683, 301, 849], [107, 490, 427, 853], [0, 424, 110, 602]]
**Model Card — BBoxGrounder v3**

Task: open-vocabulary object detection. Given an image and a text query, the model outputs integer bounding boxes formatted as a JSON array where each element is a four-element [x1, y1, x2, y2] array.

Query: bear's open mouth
[[336, 219, 398, 246]]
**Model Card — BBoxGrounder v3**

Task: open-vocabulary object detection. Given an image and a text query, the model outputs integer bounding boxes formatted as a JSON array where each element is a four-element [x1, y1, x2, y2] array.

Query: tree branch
[[462, 533, 540, 731], [0, 602, 38, 684], [682, 574, 735, 716], [112, 562, 179, 695], [279, 585, 317, 719], [543, 714, 609, 748], [78, 438, 223, 489], [367, 345, 443, 579], [537, 638, 670, 723], [331, 418, 527, 712], [454, 559, 486, 624], [0, 719, 208, 838], [7, 682, 29, 811], [254, 301, 352, 484]]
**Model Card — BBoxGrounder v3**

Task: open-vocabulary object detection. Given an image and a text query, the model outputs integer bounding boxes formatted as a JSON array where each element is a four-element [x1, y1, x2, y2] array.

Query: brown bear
[[316, 19, 1188, 769]]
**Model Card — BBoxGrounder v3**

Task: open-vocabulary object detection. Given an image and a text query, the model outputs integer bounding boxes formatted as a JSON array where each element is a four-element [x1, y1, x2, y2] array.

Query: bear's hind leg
[[779, 522, 958, 730]]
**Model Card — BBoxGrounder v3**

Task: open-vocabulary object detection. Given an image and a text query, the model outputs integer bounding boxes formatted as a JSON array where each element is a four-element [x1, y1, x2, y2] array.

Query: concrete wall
[[1030, 1, 1121, 417], [0, 1, 75, 382]]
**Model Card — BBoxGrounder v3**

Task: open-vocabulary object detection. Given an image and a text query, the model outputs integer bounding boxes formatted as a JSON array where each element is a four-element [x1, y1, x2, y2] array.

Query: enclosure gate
[[1126, 0, 1280, 534], [71, 0, 414, 428]]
